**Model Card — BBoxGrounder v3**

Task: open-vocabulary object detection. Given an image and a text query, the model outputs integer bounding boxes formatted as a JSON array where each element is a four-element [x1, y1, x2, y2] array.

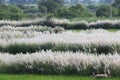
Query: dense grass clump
[[0, 43, 119, 54], [0, 29, 119, 54], [0, 25, 64, 33], [0, 51, 120, 77], [0, 18, 120, 29]]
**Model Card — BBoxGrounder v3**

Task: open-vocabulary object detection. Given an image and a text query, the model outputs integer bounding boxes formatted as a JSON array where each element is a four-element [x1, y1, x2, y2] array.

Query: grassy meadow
[[0, 75, 120, 80]]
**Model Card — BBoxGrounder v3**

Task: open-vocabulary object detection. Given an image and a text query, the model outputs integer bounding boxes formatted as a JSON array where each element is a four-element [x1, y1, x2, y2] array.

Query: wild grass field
[[0, 19, 120, 79]]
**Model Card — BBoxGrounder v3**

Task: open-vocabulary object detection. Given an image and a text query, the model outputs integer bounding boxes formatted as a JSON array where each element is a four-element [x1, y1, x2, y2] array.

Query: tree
[[38, 6, 47, 13], [69, 4, 86, 11], [0, 5, 25, 20], [54, 4, 93, 19], [113, 0, 120, 15], [87, 5, 99, 12], [114, 0, 120, 5], [54, 7, 74, 19], [96, 5, 119, 17], [38, 0, 63, 13]]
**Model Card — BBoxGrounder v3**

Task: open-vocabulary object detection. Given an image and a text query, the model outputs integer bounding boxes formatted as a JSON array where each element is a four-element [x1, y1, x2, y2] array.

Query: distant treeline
[[0, 0, 120, 20]]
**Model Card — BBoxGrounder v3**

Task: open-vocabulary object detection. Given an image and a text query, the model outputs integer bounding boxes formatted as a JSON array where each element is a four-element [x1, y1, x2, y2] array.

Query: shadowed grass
[[0, 43, 120, 54]]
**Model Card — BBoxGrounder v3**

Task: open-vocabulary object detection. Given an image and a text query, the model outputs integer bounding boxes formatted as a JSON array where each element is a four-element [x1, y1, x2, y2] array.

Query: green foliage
[[113, 0, 120, 8], [69, 4, 86, 12], [37, 2, 94, 19], [54, 7, 74, 19], [113, 0, 120, 16], [0, 5, 25, 20], [96, 5, 119, 17], [38, 0, 63, 13], [37, 0, 119, 19], [38, 6, 47, 13], [54, 4, 94, 19], [87, 5, 98, 12], [17, 4, 39, 18]]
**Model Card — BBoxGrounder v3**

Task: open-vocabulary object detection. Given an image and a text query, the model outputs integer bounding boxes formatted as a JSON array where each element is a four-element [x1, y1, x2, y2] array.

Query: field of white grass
[[0, 29, 120, 46], [0, 28, 119, 54], [0, 51, 119, 76], [0, 20, 120, 77]]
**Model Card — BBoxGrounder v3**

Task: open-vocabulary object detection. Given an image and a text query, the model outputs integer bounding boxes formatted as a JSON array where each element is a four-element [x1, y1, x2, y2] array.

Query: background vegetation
[[0, 5, 25, 20], [0, 0, 119, 20]]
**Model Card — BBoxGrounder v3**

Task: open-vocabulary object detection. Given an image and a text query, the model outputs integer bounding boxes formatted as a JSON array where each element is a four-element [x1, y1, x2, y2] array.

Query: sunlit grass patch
[[0, 75, 119, 80]]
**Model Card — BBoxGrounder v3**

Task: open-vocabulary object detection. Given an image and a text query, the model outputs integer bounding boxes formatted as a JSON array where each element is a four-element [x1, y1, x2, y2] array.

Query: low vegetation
[[0, 0, 120, 79], [0, 75, 120, 80], [0, 29, 119, 54], [0, 18, 120, 29], [0, 51, 120, 77]]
